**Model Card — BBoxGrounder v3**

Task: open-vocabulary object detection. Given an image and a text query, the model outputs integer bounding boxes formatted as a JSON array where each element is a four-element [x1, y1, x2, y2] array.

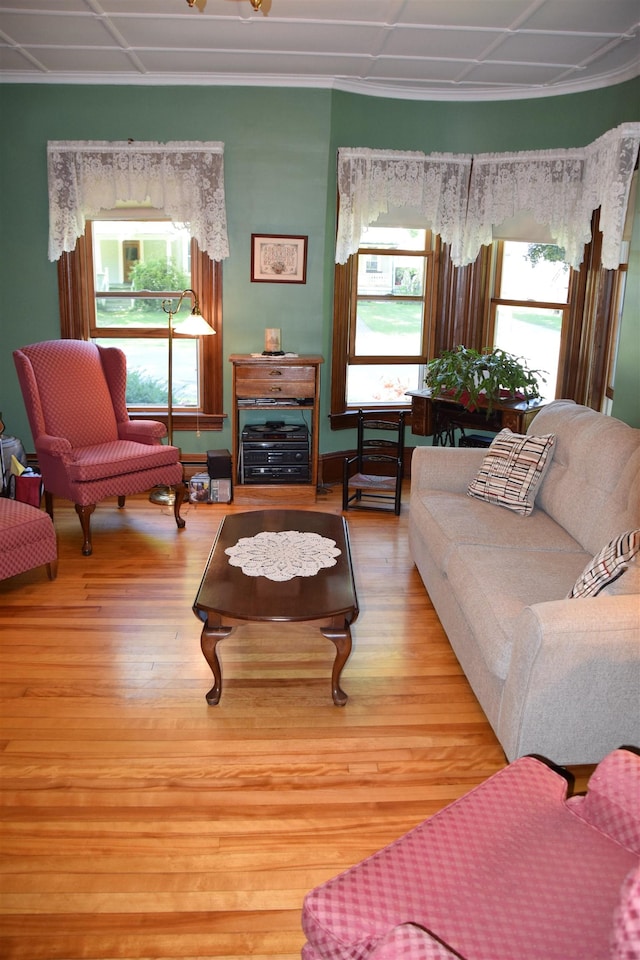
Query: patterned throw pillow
[[568, 530, 640, 599], [467, 429, 555, 516]]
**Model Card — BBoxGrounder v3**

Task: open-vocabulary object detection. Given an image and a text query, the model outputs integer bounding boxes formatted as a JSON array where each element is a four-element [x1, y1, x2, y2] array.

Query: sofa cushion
[[568, 530, 640, 599], [411, 490, 585, 576], [445, 544, 590, 679], [467, 429, 555, 516], [67, 440, 181, 483], [601, 559, 640, 597]]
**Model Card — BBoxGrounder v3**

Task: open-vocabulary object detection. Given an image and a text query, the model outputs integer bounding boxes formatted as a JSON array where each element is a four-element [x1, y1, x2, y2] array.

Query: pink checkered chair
[[301, 748, 640, 960], [14, 339, 186, 556]]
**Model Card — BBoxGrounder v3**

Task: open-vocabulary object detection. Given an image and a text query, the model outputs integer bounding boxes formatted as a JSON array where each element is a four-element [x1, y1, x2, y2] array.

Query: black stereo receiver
[[240, 422, 310, 484]]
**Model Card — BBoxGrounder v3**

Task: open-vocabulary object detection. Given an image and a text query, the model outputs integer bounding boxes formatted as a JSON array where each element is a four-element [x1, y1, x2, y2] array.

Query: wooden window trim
[[330, 234, 437, 427]]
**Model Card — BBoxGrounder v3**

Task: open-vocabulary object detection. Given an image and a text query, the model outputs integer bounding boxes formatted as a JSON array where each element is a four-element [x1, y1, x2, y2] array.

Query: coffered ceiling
[[0, 0, 638, 101]]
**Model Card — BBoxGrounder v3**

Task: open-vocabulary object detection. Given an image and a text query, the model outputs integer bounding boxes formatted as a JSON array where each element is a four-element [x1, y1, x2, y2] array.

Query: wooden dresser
[[230, 355, 323, 503]]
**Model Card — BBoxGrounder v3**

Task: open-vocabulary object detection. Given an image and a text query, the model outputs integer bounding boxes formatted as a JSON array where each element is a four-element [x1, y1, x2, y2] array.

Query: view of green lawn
[[350, 298, 561, 403]]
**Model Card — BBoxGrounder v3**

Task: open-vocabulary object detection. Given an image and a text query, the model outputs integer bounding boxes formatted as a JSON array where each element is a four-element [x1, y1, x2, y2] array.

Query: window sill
[[129, 411, 226, 432]]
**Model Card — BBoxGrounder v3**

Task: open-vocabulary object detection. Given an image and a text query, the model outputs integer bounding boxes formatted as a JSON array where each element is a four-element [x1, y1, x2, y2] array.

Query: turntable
[[242, 421, 306, 441]]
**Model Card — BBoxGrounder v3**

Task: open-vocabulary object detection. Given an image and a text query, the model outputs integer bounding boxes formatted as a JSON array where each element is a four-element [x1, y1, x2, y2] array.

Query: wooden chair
[[343, 409, 406, 515], [14, 339, 186, 556]]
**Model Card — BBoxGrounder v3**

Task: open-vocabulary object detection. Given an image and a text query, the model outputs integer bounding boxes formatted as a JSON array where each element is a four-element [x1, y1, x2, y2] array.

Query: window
[[57, 217, 224, 430], [487, 241, 572, 402], [331, 226, 437, 415]]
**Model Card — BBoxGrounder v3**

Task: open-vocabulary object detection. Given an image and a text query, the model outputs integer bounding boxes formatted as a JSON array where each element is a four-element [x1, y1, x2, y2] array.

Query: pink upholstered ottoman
[[0, 498, 58, 581], [301, 750, 640, 960]]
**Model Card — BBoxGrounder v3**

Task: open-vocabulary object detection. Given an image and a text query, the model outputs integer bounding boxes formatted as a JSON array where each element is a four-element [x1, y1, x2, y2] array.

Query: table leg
[[320, 617, 352, 706], [200, 620, 234, 705]]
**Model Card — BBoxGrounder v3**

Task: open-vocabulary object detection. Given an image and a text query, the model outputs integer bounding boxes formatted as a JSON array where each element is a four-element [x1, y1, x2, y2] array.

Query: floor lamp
[[150, 288, 215, 506]]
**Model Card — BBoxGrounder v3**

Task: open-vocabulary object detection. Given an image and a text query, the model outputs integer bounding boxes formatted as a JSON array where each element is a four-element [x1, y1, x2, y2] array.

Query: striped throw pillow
[[467, 429, 555, 516], [568, 530, 640, 599]]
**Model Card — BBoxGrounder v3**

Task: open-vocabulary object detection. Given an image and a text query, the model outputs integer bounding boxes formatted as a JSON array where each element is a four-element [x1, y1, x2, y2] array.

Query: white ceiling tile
[[492, 33, 616, 65], [522, 0, 640, 34], [369, 57, 466, 82], [393, 0, 535, 29], [0, 44, 44, 70], [28, 47, 140, 72], [0, 11, 114, 46], [465, 60, 567, 85], [380, 27, 503, 59]]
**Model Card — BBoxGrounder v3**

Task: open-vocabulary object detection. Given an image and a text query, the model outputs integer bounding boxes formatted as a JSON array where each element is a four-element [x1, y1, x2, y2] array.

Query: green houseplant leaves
[[424, 346, 545, 415]]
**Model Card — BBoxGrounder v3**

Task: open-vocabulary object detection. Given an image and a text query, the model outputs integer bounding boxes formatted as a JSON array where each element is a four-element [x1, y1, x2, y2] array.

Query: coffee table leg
[[200, 621, 234, 705], [320, 618, 352, 706]]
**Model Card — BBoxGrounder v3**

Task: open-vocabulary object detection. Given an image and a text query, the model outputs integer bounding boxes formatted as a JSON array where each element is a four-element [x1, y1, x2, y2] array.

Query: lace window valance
[[336, 148, 472, 265], [47, 140, 229, 263], [336, 123, 640, 270]]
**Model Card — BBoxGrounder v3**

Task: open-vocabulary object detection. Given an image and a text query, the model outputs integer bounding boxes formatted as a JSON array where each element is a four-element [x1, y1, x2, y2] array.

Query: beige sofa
[[409, 400, 640, 765]]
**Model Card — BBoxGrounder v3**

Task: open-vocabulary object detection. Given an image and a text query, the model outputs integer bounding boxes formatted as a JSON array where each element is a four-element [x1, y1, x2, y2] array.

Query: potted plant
[[424, 345, 545, 415]]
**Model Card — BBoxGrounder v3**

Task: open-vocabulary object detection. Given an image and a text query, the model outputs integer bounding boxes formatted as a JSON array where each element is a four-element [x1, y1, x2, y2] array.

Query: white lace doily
[[225, 530, 341, 582]]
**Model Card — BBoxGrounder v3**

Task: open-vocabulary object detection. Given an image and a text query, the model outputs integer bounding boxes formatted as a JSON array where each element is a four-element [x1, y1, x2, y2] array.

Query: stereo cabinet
[[230, 355, 324, 504]]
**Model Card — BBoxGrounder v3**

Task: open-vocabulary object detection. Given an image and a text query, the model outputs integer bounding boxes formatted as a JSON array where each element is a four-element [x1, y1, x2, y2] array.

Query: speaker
[[207, 449, 232, 479]]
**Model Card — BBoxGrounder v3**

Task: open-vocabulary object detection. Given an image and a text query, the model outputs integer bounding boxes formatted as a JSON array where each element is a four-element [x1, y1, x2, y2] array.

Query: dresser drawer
[[235, 364, 315, 399]]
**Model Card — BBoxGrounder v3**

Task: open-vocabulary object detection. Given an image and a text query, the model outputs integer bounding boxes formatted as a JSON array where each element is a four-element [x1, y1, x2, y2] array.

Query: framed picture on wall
[[251, 234, 308, 284]]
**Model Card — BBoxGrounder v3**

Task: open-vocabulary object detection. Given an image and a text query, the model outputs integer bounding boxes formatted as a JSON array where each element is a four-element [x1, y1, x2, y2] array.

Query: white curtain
[[336, 148, 472, 265], [336, 123, 640, 270], [47, 140, 229, 262]]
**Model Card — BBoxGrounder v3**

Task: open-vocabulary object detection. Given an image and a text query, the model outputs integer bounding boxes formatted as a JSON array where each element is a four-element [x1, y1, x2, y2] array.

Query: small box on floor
[[207, 448, 232, 502], [209, 478, 232, 503], [189, 472, 211, 503]]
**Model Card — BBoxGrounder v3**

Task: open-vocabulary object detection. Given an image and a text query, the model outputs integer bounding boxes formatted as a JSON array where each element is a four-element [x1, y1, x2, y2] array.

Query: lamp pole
[[149, 288, 214, 506], [161, 287, 212, 447]]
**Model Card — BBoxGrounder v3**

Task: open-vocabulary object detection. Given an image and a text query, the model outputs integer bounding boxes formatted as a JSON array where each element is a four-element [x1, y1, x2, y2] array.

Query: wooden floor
[[0, 484, 593, 960]]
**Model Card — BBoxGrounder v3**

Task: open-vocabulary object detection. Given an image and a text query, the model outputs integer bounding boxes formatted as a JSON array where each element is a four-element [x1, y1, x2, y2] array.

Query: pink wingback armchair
[[301, 749, 640, 960], [14, 339, 186, 555]]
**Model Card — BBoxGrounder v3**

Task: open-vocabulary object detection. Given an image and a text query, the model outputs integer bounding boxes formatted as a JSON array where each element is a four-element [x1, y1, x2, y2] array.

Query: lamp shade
[[175, 313, 215, 337]]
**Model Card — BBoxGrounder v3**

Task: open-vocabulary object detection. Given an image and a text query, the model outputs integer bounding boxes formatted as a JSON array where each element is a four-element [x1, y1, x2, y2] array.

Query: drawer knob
[[269, 369, 283, 376], [270, 386, 282, 392]]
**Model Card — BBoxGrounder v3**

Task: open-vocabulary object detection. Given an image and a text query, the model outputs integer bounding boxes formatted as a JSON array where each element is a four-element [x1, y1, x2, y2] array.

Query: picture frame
[[251, 234, 308, 284]]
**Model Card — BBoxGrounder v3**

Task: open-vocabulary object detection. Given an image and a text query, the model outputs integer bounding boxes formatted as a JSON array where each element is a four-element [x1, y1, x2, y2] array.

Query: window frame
[[484, 240, 575, 402], [330, 230, 439, 425], [57, 225, 225, 432]]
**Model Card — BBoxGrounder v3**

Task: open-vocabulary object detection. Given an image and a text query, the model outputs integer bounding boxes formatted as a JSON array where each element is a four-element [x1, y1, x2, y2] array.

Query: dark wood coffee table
[[193, 509, 359, 706]]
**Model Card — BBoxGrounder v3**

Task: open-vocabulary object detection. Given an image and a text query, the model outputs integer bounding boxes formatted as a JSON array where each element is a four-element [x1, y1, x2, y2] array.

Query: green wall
[[1, 78, 638, 459]]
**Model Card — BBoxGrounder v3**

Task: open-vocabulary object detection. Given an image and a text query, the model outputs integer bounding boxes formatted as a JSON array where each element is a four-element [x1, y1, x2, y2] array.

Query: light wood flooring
[[0, 484, 593, 959]]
